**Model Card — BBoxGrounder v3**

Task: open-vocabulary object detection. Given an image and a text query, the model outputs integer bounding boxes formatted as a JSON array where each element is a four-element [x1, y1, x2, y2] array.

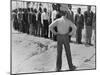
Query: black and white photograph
[[11, 0, 96, 74]]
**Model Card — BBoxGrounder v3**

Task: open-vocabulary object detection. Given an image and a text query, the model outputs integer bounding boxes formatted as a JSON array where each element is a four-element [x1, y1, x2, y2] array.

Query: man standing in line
[[26, 2, 31, 34], [67, 4, 74, 42], [53, 4, 62, 41], [51, 4, 59, 41], [50, 4, 57, 39], [41, 8, 49, 38], [84, 6, 94, 46], [17, 8, 23, 32], [31, 8, 37, 35], [33, 9, 38, 36], [23, 9, 29, 33], [75, 8, 84, 44], [49, 5, 76, 71], [28, 8, 33, 35], [12, 9, 18, 31], [37, 7, 42, 37]]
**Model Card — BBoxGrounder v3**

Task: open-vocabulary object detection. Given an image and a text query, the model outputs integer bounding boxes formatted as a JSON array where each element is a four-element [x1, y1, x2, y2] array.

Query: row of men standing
[[12, 4, 96, 45], [12, 7, 48, 37], [50, 4, 96, 45], [75, 6, 96, 45], [12, 3, 61, 39]]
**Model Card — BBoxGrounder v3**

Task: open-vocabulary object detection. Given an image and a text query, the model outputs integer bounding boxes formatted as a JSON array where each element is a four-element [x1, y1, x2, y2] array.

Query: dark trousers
[[18, 21, 23, 32], [50, 31, 53, 39], [57, 34, 73, 70], [76, 27, 82, 43], [43, 20, 49, 38], [37, 21, 42, 36], [33, 22, 37, 36], [26, 23, 30, 34], [25, 23, 29, 34], [86, 26, 92, 44], [53, 27, 57, 41], [13, 19, 18, 30], [69, 27, 72, 41], [29, 23, 35, 35]]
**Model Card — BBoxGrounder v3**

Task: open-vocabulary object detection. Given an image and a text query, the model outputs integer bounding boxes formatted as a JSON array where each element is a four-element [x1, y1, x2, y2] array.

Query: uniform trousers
[[56, 33, 73, 70], [86, 26, 92, 44]]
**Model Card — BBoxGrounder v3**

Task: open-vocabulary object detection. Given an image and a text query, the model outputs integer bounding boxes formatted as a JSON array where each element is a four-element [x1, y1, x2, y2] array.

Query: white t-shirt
[[41, 12, 49, 24]]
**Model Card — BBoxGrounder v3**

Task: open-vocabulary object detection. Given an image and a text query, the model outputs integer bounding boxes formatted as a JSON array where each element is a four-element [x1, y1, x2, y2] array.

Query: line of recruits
[[12, 3, 96, 45], [12, 3, 61, 38]]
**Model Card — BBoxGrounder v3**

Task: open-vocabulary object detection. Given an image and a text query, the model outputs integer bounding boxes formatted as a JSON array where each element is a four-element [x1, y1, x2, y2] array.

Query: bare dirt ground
[[12, 29, 96, 74]]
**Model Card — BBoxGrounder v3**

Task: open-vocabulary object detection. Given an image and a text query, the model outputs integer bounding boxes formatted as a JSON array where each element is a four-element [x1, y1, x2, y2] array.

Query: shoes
[[56, 65, 77, 72], [56, 68, 62, 72], [76, 41, 82, 44], [69, 65, 77, 71], [85, 43, 93, 47], [88, 43, 94, 46], [78, 42, 82, 44]]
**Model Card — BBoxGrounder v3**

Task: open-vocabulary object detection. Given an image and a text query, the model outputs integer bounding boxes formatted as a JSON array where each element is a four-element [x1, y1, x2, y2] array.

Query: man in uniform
[[37, 7, 42, 36], [41, 8, 49, 38], [75, 8, 84, 44], [84, 6, 94, 46]]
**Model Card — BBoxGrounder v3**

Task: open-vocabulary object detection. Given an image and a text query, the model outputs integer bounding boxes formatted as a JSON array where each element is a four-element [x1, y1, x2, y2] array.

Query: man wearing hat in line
[[49, 4, 77, 71]]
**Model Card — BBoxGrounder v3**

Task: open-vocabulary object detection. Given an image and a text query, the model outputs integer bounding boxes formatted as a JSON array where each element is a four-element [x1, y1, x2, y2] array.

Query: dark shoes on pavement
[[69, 65, 77, 71], [76, 41, 82, 44], [56, 65, 77, 72], [85, 43, 94, 47], [56, 68, 62, 72], [88, 43, 94, 46]]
